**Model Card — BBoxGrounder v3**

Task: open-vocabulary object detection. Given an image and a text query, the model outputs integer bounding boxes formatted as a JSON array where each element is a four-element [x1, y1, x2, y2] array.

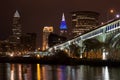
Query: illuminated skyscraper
[[59, 13, 68, 37], [71, 11, 99, 38], [42, 26, 53, 51], [10, 10, 22, 43]]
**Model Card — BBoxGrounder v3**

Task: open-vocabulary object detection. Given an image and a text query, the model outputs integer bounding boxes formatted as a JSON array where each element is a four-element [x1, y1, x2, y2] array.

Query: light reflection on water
[[102, 66, 109, 80], [0, 63, 120, 80]]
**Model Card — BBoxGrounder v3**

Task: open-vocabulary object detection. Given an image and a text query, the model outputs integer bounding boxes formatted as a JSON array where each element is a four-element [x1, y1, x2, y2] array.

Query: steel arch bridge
[[48, 18, 120, 59]]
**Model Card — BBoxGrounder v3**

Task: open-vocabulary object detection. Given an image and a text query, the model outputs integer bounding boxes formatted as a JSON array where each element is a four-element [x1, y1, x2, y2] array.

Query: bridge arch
[[110, 33, 120, 48]]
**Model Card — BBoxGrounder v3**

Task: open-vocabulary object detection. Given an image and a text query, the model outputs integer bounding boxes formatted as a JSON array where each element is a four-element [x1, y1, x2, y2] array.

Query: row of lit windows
[[78, 17, 96, 20]]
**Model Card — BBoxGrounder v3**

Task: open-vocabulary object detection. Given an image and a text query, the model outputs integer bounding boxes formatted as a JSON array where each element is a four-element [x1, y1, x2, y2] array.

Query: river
[[0, 63, 120, 80]]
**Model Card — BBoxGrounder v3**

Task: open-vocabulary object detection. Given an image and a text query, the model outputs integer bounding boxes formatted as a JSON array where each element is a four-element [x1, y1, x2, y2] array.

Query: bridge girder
[[109, 32, 120, 48]]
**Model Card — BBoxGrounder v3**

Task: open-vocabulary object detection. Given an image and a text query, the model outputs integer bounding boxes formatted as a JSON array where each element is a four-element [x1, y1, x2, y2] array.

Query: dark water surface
[[0, 63, 120, 80]]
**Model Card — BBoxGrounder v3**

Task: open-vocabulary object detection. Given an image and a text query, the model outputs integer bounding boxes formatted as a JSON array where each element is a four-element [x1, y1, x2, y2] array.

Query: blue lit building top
[[60, 13, 67, 30]]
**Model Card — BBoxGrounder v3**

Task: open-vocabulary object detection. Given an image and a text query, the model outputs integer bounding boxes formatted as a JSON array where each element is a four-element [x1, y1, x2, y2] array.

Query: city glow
[[80, 54, 83, 58], [10, 53, 14, 57], [37, 54, 40, 58]]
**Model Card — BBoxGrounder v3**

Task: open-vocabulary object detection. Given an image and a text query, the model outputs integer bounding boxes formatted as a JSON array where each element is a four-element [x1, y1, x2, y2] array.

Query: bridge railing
[[81, 19, 120, 40]]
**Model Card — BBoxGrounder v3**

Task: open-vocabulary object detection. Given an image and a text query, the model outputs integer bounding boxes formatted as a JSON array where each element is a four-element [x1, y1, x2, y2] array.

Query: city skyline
[[0, 0, 120, 47]]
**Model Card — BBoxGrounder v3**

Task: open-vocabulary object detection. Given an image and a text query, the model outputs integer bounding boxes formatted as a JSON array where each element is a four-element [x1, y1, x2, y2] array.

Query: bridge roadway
[[48, 18, 120, 58]]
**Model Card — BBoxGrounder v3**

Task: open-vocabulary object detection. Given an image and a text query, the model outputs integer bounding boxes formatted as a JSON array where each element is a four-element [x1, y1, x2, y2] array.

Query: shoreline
[[0, 57, 120, 66]]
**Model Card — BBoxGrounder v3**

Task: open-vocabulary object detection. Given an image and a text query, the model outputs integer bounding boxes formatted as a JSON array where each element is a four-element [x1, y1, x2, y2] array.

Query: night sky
[[0, 0, 120, 48]]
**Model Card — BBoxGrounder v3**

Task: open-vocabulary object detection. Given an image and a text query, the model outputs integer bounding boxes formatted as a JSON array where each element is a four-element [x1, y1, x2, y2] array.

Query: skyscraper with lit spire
[[10, 10, 22, 43], [59, 13, 68, 37]]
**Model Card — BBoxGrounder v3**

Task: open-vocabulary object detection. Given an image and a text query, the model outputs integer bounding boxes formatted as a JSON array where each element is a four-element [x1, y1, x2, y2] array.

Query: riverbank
[[0, 57, 120, 66]]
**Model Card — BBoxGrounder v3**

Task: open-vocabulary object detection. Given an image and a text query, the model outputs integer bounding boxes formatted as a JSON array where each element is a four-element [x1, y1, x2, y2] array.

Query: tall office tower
[[71, 11, 100, 38], [59, 13, 68, 38], [42, 26, 53, 51], [10, 10, 22, 43]]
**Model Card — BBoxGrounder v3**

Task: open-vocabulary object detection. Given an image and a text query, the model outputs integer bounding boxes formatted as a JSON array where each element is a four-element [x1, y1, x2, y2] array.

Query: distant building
[[0, 40, 11, 52], [59, 13, 68, 38], [48, 33, 67, 47], [71, 11, 100, 38], [20, 33, 37, 51], [42, 26, 53, 51], [9, 10, 22, 44]]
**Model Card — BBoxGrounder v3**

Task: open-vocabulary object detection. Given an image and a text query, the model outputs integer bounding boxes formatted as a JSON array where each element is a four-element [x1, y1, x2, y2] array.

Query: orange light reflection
[[10, 64, 14, 80], [37, 64, 41, 80]]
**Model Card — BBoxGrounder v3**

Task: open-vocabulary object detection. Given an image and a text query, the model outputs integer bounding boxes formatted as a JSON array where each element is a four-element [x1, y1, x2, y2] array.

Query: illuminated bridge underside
[[48, 18, 120, 55]]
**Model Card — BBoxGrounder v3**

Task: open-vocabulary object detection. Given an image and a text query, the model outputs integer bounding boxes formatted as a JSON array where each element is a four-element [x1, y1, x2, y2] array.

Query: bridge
[[48, 18, 120, 60]]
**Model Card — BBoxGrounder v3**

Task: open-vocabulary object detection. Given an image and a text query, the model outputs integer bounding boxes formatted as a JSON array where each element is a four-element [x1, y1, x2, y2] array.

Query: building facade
[[71, 11, 100, 38], [42, 26, 53, 51]]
